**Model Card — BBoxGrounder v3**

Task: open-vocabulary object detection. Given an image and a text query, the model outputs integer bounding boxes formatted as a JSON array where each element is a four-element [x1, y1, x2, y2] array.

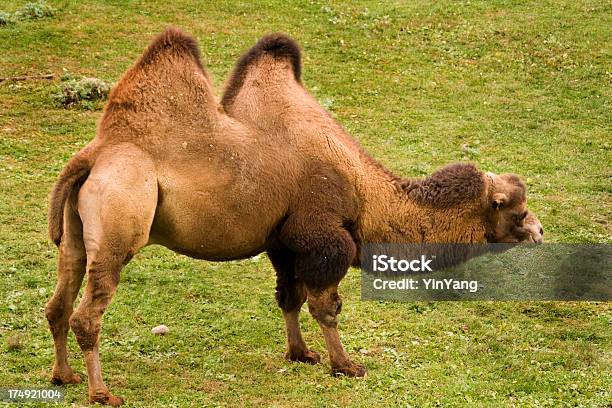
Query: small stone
[[151, 325, 169, 335], [7, 334, 22, 351]]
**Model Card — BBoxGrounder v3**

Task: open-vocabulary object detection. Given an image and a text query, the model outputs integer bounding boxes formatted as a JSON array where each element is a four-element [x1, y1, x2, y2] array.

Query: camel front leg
[[279, 214, 365, 377], [269, 248, 321, 364], [282, 308, 321, 363], [307, 285, 366, 377]]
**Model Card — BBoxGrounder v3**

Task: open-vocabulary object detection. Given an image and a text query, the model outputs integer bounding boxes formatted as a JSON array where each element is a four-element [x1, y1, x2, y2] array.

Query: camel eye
[[516, 211, 527, 223]]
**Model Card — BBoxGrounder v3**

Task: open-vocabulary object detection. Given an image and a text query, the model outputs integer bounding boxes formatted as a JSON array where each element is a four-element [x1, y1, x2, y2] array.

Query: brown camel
[[46, 28, 543, 406]]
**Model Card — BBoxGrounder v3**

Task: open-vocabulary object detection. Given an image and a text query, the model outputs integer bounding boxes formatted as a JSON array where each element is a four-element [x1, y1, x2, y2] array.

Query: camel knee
[[68, 266, 119, 351], [69, 311, 100, 351], [308, 289, 342, 328], [45, 298, 62, 324], [45, 296, 71, 328]]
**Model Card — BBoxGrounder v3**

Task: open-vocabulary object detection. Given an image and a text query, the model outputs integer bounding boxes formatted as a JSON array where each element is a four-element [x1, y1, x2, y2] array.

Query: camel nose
[[534, 224, 544, 244]]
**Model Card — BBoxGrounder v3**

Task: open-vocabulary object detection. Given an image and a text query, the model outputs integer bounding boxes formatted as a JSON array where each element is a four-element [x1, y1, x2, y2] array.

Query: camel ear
[[492, 193, 507, 210]]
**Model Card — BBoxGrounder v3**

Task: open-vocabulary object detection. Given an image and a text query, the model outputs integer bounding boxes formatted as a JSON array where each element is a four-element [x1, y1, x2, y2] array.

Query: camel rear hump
[[222, 33, 302, 109]]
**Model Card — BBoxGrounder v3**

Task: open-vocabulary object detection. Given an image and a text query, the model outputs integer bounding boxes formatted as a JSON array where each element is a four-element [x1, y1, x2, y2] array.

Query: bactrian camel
[[46, 28, 543, 405]]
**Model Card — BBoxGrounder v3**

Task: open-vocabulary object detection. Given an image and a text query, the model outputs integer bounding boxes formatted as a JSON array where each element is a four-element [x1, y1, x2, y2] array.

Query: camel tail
[[48, 147, 93, 246]]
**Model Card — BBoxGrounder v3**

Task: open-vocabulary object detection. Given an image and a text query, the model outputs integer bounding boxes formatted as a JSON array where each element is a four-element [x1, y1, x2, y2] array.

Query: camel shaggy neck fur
[[46, 29, 542, 406]]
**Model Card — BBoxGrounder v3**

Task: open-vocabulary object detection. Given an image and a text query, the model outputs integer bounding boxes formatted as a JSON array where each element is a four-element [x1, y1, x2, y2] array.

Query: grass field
[[1, 0, 610, 406]]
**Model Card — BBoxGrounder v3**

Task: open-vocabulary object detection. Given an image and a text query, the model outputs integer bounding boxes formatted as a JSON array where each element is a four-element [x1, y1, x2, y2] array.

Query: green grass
[[0, 0, 610, 406]]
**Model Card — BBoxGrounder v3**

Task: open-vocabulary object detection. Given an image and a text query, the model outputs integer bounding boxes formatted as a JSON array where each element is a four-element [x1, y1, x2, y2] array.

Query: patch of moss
[[13, 1, 55, 20], [52, 76, 112, 109], [0, 1, 55, 26], [0, 11, 13, 26]]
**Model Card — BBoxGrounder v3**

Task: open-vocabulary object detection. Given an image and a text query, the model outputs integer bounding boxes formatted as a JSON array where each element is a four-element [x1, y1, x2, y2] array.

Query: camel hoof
[[51, 371, 82, 385], [286, 348, 321, 364], [90, 392, 124, 406], [332, 362, 367, 378]]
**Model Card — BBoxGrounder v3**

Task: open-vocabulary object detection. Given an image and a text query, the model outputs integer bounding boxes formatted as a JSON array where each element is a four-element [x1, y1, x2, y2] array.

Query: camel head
[[484, 172, 543, 243]]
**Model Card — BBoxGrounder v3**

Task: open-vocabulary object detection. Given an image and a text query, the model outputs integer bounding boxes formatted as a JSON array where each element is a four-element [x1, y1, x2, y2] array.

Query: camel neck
[[356, 163, 423, 244], [356, 162, 487, 244]]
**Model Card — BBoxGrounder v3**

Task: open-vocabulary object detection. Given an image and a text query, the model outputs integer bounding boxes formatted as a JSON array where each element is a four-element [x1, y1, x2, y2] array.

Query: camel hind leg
[[45, 195, 87, 385], [69, 145, 157, 406]]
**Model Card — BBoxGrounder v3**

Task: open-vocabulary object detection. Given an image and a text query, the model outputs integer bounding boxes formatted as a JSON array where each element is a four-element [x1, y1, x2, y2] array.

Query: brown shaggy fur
[[46, 28, 542, 406], [401, 163, 486, 208]]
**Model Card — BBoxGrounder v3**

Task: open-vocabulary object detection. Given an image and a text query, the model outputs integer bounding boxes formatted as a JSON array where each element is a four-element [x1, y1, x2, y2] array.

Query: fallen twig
[[0, 73, 54, 83]]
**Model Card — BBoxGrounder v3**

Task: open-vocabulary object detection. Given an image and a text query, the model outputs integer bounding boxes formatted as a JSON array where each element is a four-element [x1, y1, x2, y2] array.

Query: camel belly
[[148, 164, 287, 261], [150, 213, 271, 260]]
